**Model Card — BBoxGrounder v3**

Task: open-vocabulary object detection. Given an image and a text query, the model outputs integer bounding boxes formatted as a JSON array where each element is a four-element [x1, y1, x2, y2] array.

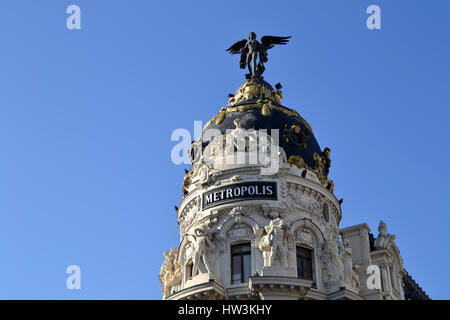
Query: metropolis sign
[[202, 181, 277, 209]]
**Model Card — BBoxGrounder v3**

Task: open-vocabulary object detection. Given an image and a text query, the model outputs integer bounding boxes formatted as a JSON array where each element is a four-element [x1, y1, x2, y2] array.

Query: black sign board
[[202, 181, 277, 209]]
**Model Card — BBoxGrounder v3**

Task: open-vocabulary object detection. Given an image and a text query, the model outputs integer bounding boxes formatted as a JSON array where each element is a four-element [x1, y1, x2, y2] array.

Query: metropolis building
[[159, 35, 429, 300]]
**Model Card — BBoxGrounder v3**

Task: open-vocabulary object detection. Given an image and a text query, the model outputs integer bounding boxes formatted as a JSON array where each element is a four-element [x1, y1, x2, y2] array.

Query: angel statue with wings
[[226, 32, 291, 78]]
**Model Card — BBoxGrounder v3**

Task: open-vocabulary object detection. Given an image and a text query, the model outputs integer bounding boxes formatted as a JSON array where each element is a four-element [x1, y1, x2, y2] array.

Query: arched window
[[231, 243, 251, 284], [296, 246, 313, 280]]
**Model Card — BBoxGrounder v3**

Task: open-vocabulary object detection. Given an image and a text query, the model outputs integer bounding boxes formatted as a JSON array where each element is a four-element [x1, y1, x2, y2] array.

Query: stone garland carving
[[159, 248, 182, 299], [256, 218, 291, 268], [285, 183, 323, 219], [285, 182, 341, 229], [295, 227, 318, 248], [261, 205, 286, 219], [227, 224, 252, 242], [229, 206, 248, 217]]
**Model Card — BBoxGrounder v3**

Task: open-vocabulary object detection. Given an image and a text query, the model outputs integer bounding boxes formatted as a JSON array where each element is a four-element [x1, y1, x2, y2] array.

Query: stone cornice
[[340, 223, 371, 236], [249, 276, 312, 299], [167, 280, 226, 300]]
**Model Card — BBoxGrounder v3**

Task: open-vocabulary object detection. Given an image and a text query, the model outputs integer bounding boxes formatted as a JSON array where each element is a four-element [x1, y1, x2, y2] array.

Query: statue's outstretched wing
[[260, 36, 291, 63], [226, 39, 248, 54], [226, 39, 248, 69], [261, 36, 291, 50]]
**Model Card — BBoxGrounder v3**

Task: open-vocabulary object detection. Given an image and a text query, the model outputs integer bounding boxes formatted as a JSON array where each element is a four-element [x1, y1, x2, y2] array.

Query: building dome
[[160, 39, 427, 300], [202, 77, 331, 182]]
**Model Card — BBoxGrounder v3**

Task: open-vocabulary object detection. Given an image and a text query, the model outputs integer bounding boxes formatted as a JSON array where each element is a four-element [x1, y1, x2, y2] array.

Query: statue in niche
[[191, 228, 216, 276], [257, 218, 290, 267], [374, 220, 396, 249], [159, 248, 181, 299]]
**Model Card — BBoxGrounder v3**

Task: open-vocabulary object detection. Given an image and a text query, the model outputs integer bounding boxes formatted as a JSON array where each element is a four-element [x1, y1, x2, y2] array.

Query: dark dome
[[203, 78, 330, 178]]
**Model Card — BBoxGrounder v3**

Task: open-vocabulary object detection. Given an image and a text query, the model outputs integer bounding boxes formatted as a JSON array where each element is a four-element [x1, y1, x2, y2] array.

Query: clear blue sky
[[0, 0, 448, 299]]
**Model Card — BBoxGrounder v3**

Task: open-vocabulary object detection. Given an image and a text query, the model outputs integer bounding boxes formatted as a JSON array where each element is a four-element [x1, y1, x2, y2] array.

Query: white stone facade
[[159, 131, 410, 300]]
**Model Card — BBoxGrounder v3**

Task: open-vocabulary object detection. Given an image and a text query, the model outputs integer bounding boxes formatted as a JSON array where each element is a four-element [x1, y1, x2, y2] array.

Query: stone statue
[[191, 228, 216, 276], [322, 232, 344, 291], [159, 248, 181, 299], [351, 264, 360, 291], [257, 218, 289, 267], [226, 32, 291, 78], [374, 220, 396, 249], [339, 240, 353, 284]]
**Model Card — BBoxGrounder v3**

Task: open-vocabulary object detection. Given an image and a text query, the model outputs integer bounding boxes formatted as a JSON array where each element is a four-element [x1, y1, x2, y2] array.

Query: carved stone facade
[[159, 80, 428, 300]]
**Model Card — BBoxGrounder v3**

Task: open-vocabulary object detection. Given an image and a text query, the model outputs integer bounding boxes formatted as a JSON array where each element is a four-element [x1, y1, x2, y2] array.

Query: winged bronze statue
[[226, 32, 291, 78]]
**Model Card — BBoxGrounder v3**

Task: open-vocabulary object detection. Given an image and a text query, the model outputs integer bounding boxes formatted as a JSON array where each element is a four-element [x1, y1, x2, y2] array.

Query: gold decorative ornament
[[182, 171, 191, 197], [313, 152, 325, 172], [204, 101, 313, 133], [203, 80, 314, 134], [215, 108, 227, 125], [288, 154, 334, 193], [283, 123, 308, 149], [273, 91, 283, 104], [261, 104, 270, 116], [288, 155, 307, 169], [228, 80, 283, 106]]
